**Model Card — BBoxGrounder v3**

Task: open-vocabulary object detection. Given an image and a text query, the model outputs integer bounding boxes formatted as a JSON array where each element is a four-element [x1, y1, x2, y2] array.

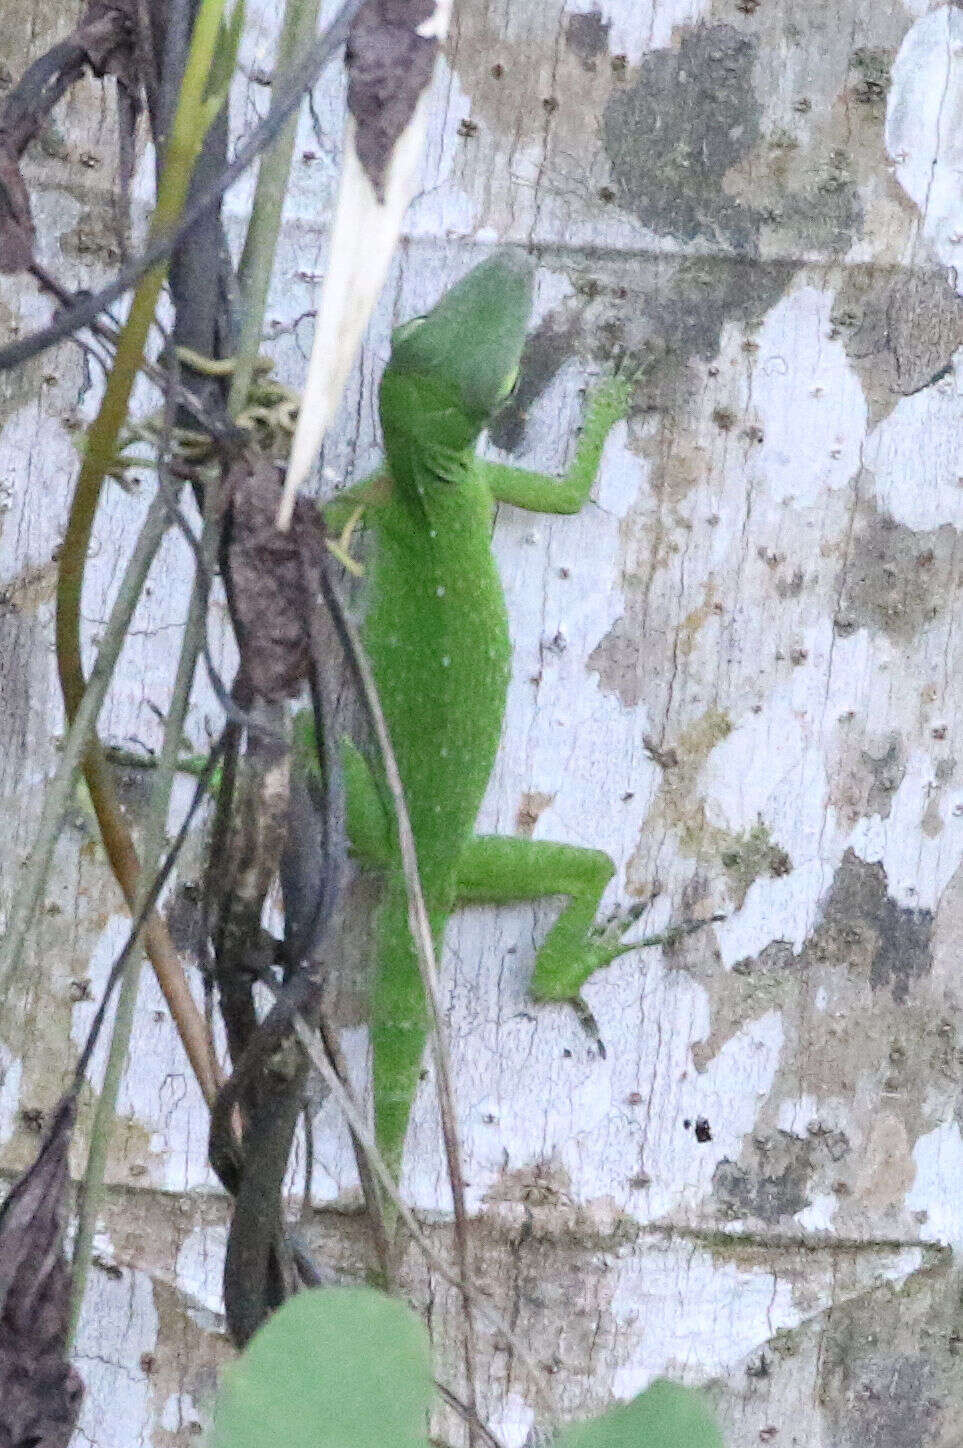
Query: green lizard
[[325, 253, 645, 1176]]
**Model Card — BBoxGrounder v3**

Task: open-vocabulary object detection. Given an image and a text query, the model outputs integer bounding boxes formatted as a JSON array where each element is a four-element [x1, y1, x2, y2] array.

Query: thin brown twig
[[288, 1007, 552, 1418], [315, 560, 480, 1435], [70, 740, 226, 1094], [292, 536, 392, 1278], [29, 259, 243, 447], [316, 994, 391, 1280], [433, 1381, 506, 1448]]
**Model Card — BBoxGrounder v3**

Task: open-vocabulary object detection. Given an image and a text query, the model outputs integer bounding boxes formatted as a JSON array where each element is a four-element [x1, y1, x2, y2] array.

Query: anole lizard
[[325, 254, 652, 1176]]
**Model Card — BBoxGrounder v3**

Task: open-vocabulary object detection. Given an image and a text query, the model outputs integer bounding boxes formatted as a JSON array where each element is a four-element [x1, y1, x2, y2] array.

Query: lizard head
[[381, 253, 534, 450]]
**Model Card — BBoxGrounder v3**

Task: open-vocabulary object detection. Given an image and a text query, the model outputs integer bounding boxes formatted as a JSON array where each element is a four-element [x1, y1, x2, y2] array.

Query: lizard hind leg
[[454, 834, 635, 1003]]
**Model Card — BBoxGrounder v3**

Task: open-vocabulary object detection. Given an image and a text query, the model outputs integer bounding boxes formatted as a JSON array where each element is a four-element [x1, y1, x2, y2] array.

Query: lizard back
[[362, 459, 511, 905]]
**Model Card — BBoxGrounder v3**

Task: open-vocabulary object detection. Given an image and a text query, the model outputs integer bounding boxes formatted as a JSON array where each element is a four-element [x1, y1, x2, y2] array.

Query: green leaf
[[210, 1286, 432, 1448], [554, 1379, 724, 1448]]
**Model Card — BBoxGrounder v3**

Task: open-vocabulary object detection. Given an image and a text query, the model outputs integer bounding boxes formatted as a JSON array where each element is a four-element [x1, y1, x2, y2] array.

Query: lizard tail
[[370, 875, 444, 1182]]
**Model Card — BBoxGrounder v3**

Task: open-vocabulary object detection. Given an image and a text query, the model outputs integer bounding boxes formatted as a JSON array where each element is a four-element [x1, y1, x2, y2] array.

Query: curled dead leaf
[[227, 456, 325, 700], [0, 1097, 84, 1447], [346, 0, 438, 201]]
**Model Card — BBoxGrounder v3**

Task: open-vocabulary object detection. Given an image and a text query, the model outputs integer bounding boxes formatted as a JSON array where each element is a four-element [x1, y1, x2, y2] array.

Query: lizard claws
[[590, 902, 725, 954]]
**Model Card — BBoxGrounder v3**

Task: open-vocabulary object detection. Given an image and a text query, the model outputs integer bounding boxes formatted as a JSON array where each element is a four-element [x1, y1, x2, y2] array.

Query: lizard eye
[[393, 315, 427, 344]]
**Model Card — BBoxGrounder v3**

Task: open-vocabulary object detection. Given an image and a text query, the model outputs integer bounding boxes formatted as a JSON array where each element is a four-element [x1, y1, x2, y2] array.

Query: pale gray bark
[[2, 1, 962, 1444]]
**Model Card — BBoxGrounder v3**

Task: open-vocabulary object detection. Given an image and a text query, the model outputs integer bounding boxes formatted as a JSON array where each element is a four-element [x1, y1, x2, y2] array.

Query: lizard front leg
[[480, 373, 632, 515]]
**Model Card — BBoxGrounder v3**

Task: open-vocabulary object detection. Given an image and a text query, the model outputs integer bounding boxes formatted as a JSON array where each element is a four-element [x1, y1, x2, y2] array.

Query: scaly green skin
[[330, 255, 635, 1175]]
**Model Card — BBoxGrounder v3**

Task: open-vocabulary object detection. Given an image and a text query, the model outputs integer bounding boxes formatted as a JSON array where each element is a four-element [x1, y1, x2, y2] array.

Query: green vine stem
[[52, 0, 236, 1109], [0, 491, 168, 997], [69, 487, 219, 1335], [229, 0, 321, 416]]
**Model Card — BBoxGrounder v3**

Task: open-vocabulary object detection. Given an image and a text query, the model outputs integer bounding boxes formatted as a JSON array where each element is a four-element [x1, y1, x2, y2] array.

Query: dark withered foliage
[[346, 0, 437, 201], [0, 0, 139, 273], [0, 1099, 83, 1448], [226, 456, 326, 700]]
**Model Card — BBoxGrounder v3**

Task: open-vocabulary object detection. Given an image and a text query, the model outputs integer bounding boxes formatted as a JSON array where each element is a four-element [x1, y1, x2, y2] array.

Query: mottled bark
[[3, 1, 963, 1445]]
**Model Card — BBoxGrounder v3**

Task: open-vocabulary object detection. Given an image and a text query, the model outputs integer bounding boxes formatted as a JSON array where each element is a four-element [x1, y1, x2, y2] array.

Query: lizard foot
[[567, 905, 725, 1054]]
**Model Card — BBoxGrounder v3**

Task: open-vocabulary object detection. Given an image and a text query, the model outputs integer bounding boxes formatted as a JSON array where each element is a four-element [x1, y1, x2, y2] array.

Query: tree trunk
[[2, 0, 962, 1443]]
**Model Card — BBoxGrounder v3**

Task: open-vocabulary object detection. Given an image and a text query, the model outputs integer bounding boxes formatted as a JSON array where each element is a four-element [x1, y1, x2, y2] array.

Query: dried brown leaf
[[346, 0, 438, 201], [0, 1098, 84, 1448], [227, 456, 325, 700], [0, 0, 136, 273], [78, 0, 138, 84]]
